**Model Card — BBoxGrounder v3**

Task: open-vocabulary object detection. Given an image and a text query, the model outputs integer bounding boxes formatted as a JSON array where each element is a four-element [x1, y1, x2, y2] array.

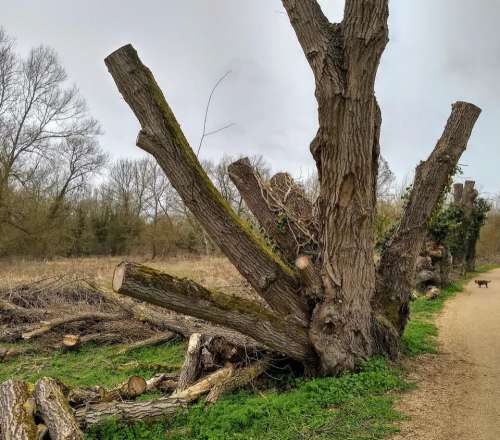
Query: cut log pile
[[0, 358, 270, 436]]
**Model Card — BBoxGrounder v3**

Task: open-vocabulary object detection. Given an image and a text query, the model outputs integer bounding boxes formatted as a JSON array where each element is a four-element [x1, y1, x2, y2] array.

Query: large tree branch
[[343, 0, 389, 98], [281, 0, 331, 71], [94, 284, 262, 350], [281, 0, 345, 90], [113, 262, 315, 363], [105, 45, 308, 325], [376, 102, 481, 331]]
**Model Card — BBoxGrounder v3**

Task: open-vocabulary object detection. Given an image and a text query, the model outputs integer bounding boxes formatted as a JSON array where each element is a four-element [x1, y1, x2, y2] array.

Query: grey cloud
[[3, 0, 499, 194]]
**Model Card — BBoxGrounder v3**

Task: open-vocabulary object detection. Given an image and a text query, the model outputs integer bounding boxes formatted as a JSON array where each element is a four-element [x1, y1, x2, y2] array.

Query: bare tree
[[0, 32, 100, 232], [106, 0, 481, 375], [47, 137, 107, 220]]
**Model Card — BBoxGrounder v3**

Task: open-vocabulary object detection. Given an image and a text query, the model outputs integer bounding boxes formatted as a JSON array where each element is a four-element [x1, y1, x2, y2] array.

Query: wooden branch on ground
[[0, 379, 37, 440], [377, 102, 482, 332], [21, 312, 124, 340], [176, 333, 204, 392], [34, 378, 84, 440], [206, 357, 270, 403], [68, 374, 176, 407], [75, 366, 234, 427], [116, 332, 178, 355], [105, 45, 309, 324], [113, 262, 315, 363]]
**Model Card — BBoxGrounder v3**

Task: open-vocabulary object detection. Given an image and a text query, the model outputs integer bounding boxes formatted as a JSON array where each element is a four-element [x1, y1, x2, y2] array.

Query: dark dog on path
[[475, 280, 491, 288]]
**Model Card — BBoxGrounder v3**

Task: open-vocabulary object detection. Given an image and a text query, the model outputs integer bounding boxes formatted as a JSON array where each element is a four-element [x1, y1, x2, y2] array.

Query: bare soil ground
[[393, 268, 500, 440]]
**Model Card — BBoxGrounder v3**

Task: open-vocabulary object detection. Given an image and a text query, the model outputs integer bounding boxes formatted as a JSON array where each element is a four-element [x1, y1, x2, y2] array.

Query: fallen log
[[34, 377, 84, 440], [0, 379, 37, 440], [75, 366, 234, 427], [116, 332, 177, 355], [206, 357, 270, 403], [176, 333, 204, 392], [22, 312, 124, 340]]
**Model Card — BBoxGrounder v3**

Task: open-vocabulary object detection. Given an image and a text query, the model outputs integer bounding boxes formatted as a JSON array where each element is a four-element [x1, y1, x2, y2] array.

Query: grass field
[[0, 256, 494, 439]]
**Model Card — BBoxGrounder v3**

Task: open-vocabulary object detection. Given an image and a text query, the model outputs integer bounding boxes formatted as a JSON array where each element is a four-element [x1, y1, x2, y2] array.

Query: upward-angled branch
[[281, 0, 345, 89], [105, 45, 309, 325], [376, 102, 482, 331], [228, 158, 302, 262]]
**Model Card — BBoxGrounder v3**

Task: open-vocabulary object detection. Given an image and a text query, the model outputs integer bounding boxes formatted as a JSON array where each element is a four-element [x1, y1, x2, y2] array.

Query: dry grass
[[0, 254, 248, 296]]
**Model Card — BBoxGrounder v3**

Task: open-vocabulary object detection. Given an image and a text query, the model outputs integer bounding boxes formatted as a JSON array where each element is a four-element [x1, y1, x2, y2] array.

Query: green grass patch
[[87, 357, 409, 440], [0, 341, 186, 388]]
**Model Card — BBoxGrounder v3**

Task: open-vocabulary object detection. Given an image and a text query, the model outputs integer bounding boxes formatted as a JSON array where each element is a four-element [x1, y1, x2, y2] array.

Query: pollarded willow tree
[[106, 0, 481, 375]]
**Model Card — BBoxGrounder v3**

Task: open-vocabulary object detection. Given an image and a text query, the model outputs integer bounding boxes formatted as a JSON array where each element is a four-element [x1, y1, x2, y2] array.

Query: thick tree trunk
[[0, 379, 37, 440], [34, 378, 84, 440], [96, 285, 263, 351], [228, 159, 317, 261], [104, 0, 481, 375]]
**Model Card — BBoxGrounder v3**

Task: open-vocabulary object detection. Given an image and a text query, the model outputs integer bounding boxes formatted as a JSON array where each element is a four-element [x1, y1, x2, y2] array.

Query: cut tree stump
[[0, 379, 37, 440], [34, 377, 84, 440], [61, 332, 122, 350]]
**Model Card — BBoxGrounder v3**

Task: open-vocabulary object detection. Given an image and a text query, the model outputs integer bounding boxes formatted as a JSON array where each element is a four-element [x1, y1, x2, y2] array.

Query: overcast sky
[[3, 1, 500, 195]]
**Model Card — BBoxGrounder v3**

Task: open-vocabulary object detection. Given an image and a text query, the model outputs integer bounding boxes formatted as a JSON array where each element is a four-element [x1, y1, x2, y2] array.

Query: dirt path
[[393, 269, 500, 440]]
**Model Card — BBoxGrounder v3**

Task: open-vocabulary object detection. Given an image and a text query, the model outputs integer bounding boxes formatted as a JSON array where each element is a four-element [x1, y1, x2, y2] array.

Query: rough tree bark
[[0, 379, 37, 440], [112, 262, 314, 362], [105, 0, 481, 375], [34, 378, 84, 440]]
